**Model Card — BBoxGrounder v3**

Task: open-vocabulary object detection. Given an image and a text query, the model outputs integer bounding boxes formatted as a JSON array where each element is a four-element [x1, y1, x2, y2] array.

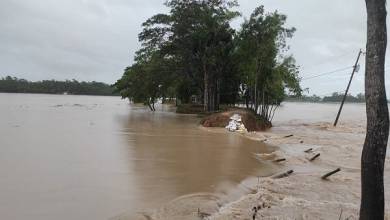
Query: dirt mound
[[201, 108, 272, 131]]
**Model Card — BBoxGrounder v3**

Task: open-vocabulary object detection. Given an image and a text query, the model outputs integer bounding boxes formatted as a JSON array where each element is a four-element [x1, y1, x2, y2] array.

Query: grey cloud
[[0, 0, 166, 83], [0, 0, 387, 95]]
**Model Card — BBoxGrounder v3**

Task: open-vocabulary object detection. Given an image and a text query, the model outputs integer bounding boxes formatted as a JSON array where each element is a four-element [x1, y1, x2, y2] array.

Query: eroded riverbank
[[212, 120, 390, 219], [133, 103, 390, 220]]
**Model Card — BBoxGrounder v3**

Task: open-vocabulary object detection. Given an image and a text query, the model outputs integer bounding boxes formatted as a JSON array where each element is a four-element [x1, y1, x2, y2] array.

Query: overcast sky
[[0, 0, 387, 95]]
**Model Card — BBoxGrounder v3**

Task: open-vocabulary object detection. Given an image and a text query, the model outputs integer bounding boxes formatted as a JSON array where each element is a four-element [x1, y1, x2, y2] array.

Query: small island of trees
[[115, 0, 302, 124]]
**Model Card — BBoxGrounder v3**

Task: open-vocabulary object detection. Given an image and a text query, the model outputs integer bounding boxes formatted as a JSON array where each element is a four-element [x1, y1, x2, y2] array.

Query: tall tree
[[236, 6, 301, 121], [115, 2, 301, 118], [139, 0, 239, 112], [360, 0, 389, 219]]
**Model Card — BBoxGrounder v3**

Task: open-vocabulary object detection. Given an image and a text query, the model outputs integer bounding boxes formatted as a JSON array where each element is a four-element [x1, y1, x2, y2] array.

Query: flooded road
[[0, 94, 276, 220]]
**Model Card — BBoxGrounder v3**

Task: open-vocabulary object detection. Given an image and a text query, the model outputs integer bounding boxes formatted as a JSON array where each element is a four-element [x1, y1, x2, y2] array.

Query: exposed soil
[[200, 108, 272, 132]]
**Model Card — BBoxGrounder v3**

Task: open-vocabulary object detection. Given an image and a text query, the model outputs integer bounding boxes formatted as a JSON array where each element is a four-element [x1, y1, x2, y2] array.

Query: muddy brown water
[[0, 94, 282, 220]]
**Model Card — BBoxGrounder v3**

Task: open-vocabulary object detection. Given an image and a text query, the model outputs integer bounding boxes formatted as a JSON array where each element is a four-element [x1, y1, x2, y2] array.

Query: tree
[[236, 6, 301, 121], [360, 0, 389, 219], [114, 50, 176, 111], [116, 2, 301, 120], [139, 0, 240, 112]]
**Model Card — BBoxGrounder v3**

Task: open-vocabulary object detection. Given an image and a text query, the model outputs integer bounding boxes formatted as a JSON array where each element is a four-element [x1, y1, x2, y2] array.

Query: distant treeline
[[287, 92, 366, 103], [0, 76, 118, 96]]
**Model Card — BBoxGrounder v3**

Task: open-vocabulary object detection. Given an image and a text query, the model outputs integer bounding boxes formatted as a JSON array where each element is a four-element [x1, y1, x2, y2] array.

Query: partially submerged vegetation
[[114, 0, 302, 127]]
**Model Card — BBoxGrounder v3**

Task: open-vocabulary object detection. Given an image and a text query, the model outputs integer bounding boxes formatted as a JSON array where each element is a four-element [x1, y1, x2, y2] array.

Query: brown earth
[[200, 108, 272, 132]]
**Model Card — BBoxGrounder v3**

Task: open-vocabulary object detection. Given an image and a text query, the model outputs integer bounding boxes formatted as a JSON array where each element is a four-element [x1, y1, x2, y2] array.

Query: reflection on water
[[0, 94, 274, 220]]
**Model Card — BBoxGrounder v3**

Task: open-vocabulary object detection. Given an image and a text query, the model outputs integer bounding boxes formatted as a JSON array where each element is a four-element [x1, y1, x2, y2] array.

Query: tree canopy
[[115, 0, 302, 122]]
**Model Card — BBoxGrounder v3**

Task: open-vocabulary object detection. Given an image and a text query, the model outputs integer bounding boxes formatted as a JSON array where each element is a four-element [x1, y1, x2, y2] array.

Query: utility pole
[[333, 49, 363, 127]]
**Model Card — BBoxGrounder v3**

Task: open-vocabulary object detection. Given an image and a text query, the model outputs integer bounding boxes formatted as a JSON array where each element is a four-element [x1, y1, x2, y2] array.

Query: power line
[[301, 66, 354, 81], [303, 51, 356, 70], [303, 62, 389, 82]]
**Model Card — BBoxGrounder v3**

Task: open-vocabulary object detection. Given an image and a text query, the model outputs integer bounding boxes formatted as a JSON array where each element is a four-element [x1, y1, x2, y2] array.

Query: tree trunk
[[216, 78, 220, 111], [254, 75, 258, 113], [203, 63, 219, 112], [204, 63, 209, 112], [207, 77, 218, 112], [245, 89, 249, 109], [147, 101, 153, 111], [360, 0, 389, 219], [254, 59, 261, 114]]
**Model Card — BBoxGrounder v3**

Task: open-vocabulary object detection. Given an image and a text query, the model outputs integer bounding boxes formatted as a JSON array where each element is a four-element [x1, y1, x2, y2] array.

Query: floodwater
[[273, 101, 366, 125], [0, 93, 281, 220]]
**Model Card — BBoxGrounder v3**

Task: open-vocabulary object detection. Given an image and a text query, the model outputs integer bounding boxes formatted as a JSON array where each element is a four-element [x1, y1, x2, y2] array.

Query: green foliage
[[286, 94, 322, 103], [0, 76, 117, 96], [114, 51, 177, 111], [117, 0, 241, 111], [286, 93, 366, 103], [236, 6, 301, 121], [115, 1, 302, 123], [323, 92, 365, 103]]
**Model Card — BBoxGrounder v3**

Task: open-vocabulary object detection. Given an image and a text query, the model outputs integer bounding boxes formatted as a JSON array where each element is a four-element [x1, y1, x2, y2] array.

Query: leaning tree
[[360, 0, 389, 219]]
